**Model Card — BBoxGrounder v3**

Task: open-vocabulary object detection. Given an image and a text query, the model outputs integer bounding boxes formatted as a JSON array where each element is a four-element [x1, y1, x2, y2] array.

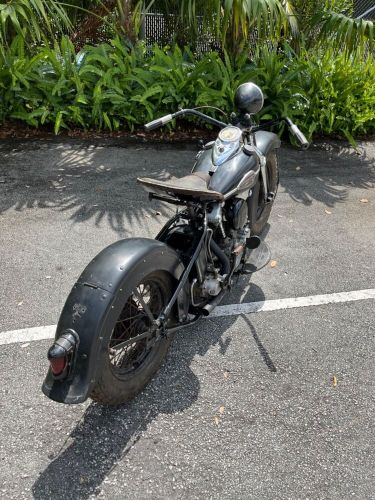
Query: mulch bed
[[0, 120, 373, 147], [0, 120, 215, 144]]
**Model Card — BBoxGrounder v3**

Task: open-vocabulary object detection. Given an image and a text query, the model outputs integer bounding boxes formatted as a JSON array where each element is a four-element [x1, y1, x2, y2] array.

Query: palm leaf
[[0, 0, 73, 44], [314, 11, 374, 55]]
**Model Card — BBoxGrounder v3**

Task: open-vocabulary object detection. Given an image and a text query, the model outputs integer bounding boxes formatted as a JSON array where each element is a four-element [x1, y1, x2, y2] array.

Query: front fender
[[42, 238, 184, 404], [254, 131, 281, 155]]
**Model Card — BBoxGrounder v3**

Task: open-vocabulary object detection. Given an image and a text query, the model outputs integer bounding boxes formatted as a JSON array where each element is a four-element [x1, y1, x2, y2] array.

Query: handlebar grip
[[290, 123, 309, 150], [144, 114, 173, 131]]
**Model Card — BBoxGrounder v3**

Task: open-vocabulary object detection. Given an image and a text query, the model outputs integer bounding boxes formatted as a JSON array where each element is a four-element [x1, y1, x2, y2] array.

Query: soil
[[0, 119, 373, 147], [0, 120, 215, 144]]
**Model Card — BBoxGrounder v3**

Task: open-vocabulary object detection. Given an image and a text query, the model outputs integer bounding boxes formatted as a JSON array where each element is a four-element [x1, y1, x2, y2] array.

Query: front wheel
[[249, 152, 279, 235], [90, 271, 174, 405]]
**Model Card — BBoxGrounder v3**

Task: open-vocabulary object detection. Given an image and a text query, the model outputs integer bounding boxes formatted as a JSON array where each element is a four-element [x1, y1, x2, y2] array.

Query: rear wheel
[[90, 271, 174, 405], [250, 152, 279, 235]]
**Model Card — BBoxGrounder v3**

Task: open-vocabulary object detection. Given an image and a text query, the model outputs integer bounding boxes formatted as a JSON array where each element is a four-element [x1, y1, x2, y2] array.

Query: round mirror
[[234, 82, 264, 115]]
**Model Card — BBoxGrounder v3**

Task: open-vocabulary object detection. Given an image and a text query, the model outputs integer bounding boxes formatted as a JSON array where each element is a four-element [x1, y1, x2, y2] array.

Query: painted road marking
[[209, 288, 375, 317], [1, 288, 375, 346], [0, 325, 56, 346]]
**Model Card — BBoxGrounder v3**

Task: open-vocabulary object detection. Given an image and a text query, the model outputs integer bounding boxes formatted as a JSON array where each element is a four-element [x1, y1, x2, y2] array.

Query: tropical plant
[[297, 48, 375, 144], [315, 11, 373, 55], [151, 0, 373, 57], [153, 0, 295, 56], [0, 0, 72, 45], [1, 36, 373, 141], [0, 0, 148, 48]]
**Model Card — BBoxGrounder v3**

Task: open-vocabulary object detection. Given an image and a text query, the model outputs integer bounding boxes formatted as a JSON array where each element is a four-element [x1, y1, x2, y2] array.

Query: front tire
[[250, 152, 279, 235], [90, 271, 174, 405]]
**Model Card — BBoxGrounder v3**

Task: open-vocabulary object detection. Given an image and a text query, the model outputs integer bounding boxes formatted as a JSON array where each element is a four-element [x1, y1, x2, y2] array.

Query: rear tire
[[90, 271, 174, 405], [250, 152, 279, 235]]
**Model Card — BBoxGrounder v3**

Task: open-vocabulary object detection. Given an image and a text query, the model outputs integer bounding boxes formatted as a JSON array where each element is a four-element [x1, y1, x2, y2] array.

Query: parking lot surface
[[0, 139, 374, 499]]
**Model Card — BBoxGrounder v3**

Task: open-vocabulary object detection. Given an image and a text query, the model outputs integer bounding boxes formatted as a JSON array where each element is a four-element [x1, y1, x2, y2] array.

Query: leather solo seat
[[137, 172, 224, 201]]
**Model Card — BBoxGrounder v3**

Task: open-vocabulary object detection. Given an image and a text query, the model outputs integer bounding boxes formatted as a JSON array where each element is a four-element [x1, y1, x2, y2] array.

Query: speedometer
[[212, 126, 242, 167], [218, 126, 242, 143]]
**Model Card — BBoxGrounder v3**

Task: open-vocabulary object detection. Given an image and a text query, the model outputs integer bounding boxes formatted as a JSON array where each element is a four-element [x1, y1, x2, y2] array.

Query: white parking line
[[209, 288, 375, 317], [0, 325, 56, 346], [1, 288, 375, 346]]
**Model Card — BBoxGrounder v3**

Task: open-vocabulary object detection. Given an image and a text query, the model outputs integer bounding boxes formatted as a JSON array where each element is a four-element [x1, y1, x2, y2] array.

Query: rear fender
[[42, 238, 184, 404]]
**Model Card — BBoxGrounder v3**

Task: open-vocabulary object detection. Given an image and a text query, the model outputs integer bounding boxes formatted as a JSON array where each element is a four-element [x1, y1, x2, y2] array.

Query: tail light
[[47, 330, 79, 380]]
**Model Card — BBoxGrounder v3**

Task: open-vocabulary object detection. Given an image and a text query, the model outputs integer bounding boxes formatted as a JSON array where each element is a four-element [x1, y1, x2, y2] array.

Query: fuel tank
[[192, 130, 281, 196], [193, 147, 259, 195]]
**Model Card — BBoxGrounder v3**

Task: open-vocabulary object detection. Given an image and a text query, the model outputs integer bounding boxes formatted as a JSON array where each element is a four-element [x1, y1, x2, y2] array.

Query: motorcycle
[[42, 82, 309, 405]]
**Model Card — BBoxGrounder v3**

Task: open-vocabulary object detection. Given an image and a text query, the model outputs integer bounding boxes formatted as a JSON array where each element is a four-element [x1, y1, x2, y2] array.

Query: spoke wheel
[[109, 279, 164, 378], [90, 271, 174, 405]]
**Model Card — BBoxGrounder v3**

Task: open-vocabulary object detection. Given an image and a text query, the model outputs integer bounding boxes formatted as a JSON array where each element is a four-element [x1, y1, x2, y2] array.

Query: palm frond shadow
[[32, 282, 271, 500], [0, 140, 374, 239], [278, 142, 375, 208], [0, 141, 194, 237]]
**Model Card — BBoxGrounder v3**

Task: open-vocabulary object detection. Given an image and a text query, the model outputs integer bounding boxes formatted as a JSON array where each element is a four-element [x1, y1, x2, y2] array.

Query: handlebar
[[144, 109, 228, 132], [144, 111, 309, 149], [144, 114, 174, 131], [285, 118, 310, 150]]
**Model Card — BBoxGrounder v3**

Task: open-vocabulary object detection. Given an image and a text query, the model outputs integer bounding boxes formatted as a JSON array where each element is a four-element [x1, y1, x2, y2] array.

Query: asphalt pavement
[[0, 138, 374, 499]]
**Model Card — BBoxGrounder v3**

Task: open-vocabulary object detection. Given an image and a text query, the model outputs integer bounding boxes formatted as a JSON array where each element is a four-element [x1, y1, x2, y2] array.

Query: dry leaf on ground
[[219, 406, 225, 415], [223, 371, 229, 379], [214, 416, 220, 426], [270, 260, 278, 268], [360, 198, 369, 203], [325, 209, 332, 215], [332, 375, 337, 387]]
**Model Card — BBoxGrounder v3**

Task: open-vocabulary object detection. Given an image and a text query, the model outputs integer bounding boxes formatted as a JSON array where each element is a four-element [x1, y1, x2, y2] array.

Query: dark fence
[[142, 5, 374, 55], [143, 12, 220, 53], [354, 0, 375, 19], [142, 12, 260, 55]]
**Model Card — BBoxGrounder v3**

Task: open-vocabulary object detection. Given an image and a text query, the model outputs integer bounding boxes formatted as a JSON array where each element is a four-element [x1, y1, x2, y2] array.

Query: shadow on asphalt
[[0, 143, 179, 236], [32, 283, 274, 500], [278, 142, 375, 207], [0, 141, 374, 235]]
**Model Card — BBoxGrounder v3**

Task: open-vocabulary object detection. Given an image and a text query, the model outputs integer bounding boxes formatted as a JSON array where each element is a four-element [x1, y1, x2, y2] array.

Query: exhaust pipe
[[201, 288, 226, 316]]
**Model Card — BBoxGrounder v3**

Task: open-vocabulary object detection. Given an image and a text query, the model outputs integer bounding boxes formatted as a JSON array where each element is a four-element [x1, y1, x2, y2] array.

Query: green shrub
[[0, 36, 374, 142], [296, 49, 375, 144]]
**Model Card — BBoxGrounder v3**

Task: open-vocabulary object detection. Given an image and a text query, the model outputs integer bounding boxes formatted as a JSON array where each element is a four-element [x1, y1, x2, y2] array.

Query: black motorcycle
[[42, 82, 308, 405]]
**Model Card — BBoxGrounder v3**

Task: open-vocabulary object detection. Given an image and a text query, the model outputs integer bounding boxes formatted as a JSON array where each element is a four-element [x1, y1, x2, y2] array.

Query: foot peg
[[246, 236, 261, 249], [266, 192, 276, 204]]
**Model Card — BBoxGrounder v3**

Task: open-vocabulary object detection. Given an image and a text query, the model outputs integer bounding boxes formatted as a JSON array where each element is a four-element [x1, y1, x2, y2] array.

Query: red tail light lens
[[50, 356, 66, 376], [47, 330, 78, 380]]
